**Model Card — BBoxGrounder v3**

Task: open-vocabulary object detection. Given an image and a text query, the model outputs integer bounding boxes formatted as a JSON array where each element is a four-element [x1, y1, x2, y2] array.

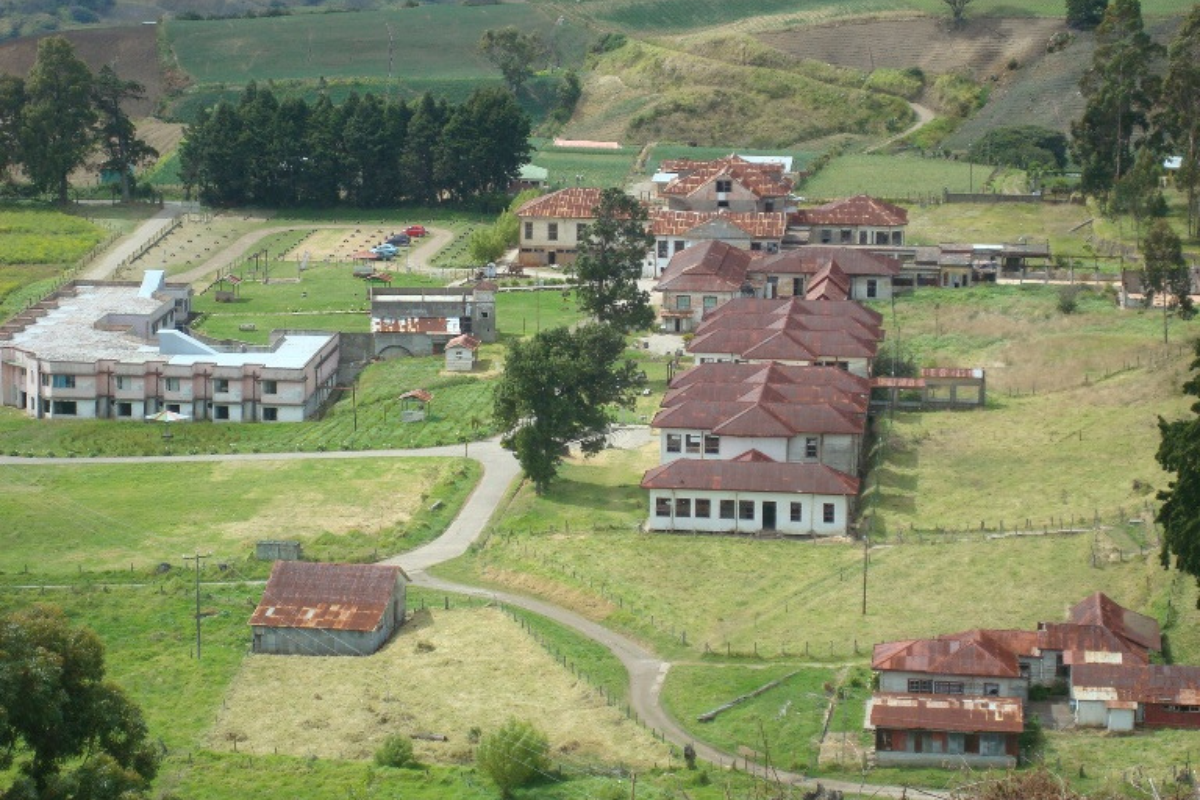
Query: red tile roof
[[652, 209, 788, 238], [701, 296, 884, 328], [688, 327, 878, 362], [655, 240, 753, 294], [250, 562, 407, 632], [871, 693, 1024, 733], [805, 262, 851, 301], [755, 246, 902, 277], [660, 155, 794, 200], [669, 362, 871, 396], [641, 458, 859, 495], [1069, 592, 1162, 652], [794, 195, 909, 227], [516, 188, 607, 220], [662, 381, 867, 413]]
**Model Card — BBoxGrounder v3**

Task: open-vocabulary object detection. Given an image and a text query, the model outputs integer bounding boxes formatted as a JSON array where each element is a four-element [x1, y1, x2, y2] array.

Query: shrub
[[476, 718, 550, 798], [374, 734, 416, 768], [864, 68, 924, 100], [1057, 285, 1081, 315], [931, 72, 986, 118]]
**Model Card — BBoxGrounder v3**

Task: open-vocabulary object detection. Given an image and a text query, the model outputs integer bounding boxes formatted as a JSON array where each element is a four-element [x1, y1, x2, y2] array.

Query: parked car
[[404, 225, 427, 238], [385, 233, 411, 246], [370, 243, 399, 259]]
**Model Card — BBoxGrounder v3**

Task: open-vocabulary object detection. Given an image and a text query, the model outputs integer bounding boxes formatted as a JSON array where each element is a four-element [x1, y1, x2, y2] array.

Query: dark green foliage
[[1066, 0, 1108, 28], [550, 70, 582, 125], [179, 84, 529, 207], [0, 75, 25, 179], [1070, 0, 1163, 198], [92, 66, 157, 204], [1018, 713, 1046, 765], [1157, 341, 1200, 605], [1057, 285, 1081, 314], [475, 718, 550, 798], [969, 126, 1069, 170], [570, 188, 655, 331], [19, 36, 95, 204], [942, 0, 972, 25], [478, 27, 548, 95], [373, 735, 416, 768], [1160, 5, 1200, 238], [494, 323, 645, 493], [1142, 220, 1192, 343], [0, 606, 159, 799], [589, 32, 627, 55]]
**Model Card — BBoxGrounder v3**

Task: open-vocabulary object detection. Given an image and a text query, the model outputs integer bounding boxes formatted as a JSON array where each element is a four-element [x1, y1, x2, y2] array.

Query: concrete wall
[[646, 488, 852, 536]]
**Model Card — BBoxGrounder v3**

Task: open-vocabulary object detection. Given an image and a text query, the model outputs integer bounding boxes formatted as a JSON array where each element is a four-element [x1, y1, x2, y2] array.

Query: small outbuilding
[[444, 333, 481, 372], [250, 561, 409, 656]]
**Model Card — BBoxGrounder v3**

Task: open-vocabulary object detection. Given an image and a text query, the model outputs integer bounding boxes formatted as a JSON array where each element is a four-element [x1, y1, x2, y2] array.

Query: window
[[674, 240, 685, 253], [908, 679, 933, 694], [875, 231, 889, 245], [166, 403, 181, 414], [750, 242, 762, 251], [790, 502, 802, 522], [262, 380, 277, 395], [703, 296, 718, 309], [934, 681, 965, 694], [859, 231, 868, 245], [676, 295, 691, 311], [116, 402, 132, 418], [866, 279, 878, 299], [675, 498, 691, 518], [51, 400, 77, 415], [547, 223, 558, 241], [165, 377, 180, 392], [703, 435, 719, 455], [214, 405, 230, 420], [719, 500, 735, 519], [892, 231, 903, 246], [983, 683, 1000, 696], [764, 199, 774, 212], [51, 375, 76, 389], [115, 376, 131, 390], [839, 229, 852, 244], [657, 240, 669, 258], [822, 503, 836, 524], [685, 434, 701, 454], [805, 437, 818, 459], [738, 500, 755, 520], [655, 498, 671, 517], [214, 378, 229, 393], [577, 223, 588, 240], [695, 499, 711, 518], [819, 229, 833, 244], [717, 199, 729, 209], [262, 407, 278, 422], [876, 730, 894, 751], [524, 222, 533, 240], [947, 733, 965, 755], [666, 434, 682, 453], [715, 179, 732, 193], [979, 734, 1006, 757]]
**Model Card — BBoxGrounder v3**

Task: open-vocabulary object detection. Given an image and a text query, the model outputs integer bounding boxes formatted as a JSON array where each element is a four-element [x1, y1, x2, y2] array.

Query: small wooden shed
[[250, 561, 409, 656], [444, 334, 481, 372]]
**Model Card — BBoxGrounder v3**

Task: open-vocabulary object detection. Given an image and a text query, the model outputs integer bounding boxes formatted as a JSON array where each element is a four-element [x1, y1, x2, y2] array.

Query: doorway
[[762, 501, 777, 531]]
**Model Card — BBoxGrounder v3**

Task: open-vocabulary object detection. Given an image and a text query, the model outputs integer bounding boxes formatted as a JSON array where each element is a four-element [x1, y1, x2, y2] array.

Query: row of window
[[876, 730, 1007, 757], [907, 679, 1001, 696], [673, 295, 720, 312], [817, 228, 903, 246], [42, 399, 282, 421], [39, 375, 281, 394], [654, 497, 836, 524], [665, 433, 720, 455], [523, 222, 588, 242]]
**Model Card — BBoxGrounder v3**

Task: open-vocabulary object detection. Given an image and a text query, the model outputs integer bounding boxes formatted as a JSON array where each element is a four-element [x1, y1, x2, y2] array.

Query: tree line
[[0, 36, 154, 204], [178, 84, 531, 209]]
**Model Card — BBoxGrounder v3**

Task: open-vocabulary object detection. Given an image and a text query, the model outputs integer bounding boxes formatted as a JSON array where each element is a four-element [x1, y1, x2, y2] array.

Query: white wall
[[878, 671, 1028, 700], [645, 488, 851, 536]]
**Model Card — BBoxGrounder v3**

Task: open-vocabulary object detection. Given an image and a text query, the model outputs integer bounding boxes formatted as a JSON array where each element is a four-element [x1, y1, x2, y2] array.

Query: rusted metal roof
[[372, 317, 458, 335], [399, 389, 432, 404], [1072, 664, 1200, 706], [516, 188, 608, 220], [651, 209, 788, 238], [1069, 592, 1162, 652], [872, 377, 926, 389], [250, 562, 407, 632], [446, 334, 481, 351], [870, 693, 1023, 733], [871, 630, 1022, 678], [755, 246, 902, 277], [1037, 622, 1146, 664], [794, 195, 909, 227], [921, 367, 985, 380], [641, 458, 859, 495]]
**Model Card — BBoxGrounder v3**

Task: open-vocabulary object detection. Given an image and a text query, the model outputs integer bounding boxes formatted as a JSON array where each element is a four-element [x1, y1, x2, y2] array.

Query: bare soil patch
[[209, 606, 669, 767], [0, 25, 166, 115], [757, 17, 1065, 80]]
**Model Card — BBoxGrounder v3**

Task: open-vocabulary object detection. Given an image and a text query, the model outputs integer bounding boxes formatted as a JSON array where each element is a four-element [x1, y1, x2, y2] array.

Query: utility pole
[[184, 553, 209, 660], [861, 531, 869, 616]]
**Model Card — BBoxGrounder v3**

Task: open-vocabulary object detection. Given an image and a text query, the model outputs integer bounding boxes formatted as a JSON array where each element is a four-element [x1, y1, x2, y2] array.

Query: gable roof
[[1068, 592, 1162, 652], [669, 362, 871, 396], [250, 562, 407, 632], [871, 694, 1023, 734], [794, 195, 908, 227], [660, 156, 794, 200], [1037, 622, 1147, 664], [1071, 664, 1200, 706], [652, 209, 788, 238], [655, 240, 753, 294], [641, 458, 859, 496], [516, 188, 606, 220], [805, 262, 851, 301], [871, 630, 1022, 678], [755, 246, 902, 277], [701, 296, 884, 328]]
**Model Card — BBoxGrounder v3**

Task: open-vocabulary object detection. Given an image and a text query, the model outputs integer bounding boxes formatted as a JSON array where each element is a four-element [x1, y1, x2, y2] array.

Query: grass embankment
[[0, 457, 477, 577], [801, 154, 981, 200]]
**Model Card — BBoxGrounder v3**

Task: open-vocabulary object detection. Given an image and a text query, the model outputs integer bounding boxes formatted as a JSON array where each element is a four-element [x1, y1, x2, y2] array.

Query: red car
[[404, 225, 427, 238]]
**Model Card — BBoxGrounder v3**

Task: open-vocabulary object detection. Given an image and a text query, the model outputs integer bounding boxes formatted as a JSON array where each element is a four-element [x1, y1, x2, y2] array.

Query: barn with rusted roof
[[250, 562, 409, 656]]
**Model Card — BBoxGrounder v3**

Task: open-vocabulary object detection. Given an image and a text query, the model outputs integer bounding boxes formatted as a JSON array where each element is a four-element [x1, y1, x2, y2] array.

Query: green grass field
[[801, 153, 981, 200], [646, 144, 821, 175], [0, 457, 476, 576], [530, 140, 641, 190]]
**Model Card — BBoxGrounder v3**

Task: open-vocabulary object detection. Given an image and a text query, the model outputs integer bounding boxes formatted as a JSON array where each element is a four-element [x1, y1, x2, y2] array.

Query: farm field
[[800, 154, 981, 200], [529, 139, 641, 190], [0, 457, 476, 576], [905, 202, 1103, 256], [646, 144, 821, 174]]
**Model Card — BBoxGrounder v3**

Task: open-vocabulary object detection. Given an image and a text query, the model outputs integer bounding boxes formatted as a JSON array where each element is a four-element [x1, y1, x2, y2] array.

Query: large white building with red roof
[[515, 187, 609, 268], [656, 155, 794, 214]]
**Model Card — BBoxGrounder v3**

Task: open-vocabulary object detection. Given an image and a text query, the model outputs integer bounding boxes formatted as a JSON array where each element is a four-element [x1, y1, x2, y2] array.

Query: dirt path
[[81, 202, 193, 280], [864, 101, 936, 154]]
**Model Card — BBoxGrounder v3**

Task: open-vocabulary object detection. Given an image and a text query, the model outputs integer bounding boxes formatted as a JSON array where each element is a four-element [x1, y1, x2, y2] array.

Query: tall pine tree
[[1160, 5, 1200, 238], [19, 36, 96, 204]]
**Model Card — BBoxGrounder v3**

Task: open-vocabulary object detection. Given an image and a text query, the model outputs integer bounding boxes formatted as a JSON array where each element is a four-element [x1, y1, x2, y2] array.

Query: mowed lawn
[[0, 457, 476, 574], [800, 154, 979, 200]]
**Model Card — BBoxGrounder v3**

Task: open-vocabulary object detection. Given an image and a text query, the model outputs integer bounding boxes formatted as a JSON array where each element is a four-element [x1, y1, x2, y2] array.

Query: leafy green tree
[[1160, 5, 1200, 238], [92, 66, 157, 203], [1070, 0, 1162, 200], [19, 36, 96, 203], [475, 719, 550, 799], [1142, 219, 1192, 343], [942, 0, 972, 25], [300, 94, 343, 206], [0, 75, 25, 181], [435, 87, 530, 201], [374, 734, 416, 768], [478, 27, 547, 95], [969, 126, 1069, 170], [1066, 0, 1108, 28], [1156, 341, 1200, 606], [494, 323, 644, 493], [0, 606, 159, 799], [570, 188, 654, 331], [401, 93, 446, 206]]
